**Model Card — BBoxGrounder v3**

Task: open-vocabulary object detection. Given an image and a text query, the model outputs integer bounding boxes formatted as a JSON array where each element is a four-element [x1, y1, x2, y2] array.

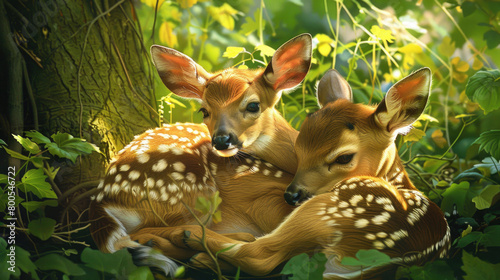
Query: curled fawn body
[[152, 68, 451, 278], [89, 35, 311, 275]]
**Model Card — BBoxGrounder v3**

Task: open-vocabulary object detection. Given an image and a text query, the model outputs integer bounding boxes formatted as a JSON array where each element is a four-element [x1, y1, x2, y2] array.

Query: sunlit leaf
[[462, 225, 473, 237], [177, 0, 197, 9], [159, 21, 178, 48], [141, 0, 165, 8], [21, 200, 58, 212], [240, 10, 265, 36], [19, 169, 57, 199], [238, 64, 248, 69], [25, 130, 51, 145], [441, 181, 476, 217], [438, 36, 455, 58], [418, 113, 439, 123], [472, 185, 500, 210], [370, 25, 395, 43], [46, 132, 99, 163], [452, 57, 470, 72], [255, 44, 275, 57], [13, 135, 40, 154], [431, 129, 447, 148], [314, 34, 334, 56], [208, 3, 239, 31], [403, 128, 426, 143], [472, 56, 484, 70], [223, 46, 245, 58], [465, 70, 500, 114], [462, 249, 500, 280]]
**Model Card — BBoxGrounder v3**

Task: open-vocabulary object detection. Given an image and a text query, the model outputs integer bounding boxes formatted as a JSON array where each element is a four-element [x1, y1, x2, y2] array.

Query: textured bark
[[4, 0, 157, 194]]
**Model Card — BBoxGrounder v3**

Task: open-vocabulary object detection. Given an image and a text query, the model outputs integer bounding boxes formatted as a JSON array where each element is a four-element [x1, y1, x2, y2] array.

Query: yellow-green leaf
[[255, 44, 275, 57], [177, 0, 197, 9], [223, 46, 245, 58], [438, 36, 455, 58], [238, 64, 248, 69], [472, 185, 500, 210], [370, 25, 395, 43], [314, 34, 334, 56], [208, 3, 239, 31], [158, 22, 178, 47], [403, 128, 426, 143], [418, 113, 439, 123]]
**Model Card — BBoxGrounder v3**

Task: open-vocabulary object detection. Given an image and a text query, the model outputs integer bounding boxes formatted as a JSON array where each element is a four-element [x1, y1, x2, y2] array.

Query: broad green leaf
[[473, 131, 500, 160], [195, 196, 211, 215], [21, 200, 58, 212], [3, 147, 30, 161], [281, 253, 327, 279], [287, 0, 303, 6], [462, 251, 500, 279], [341, 249, 392, 267], [481, 225, 500, 247], [461, 1, 477, 17], [63, 248, 78, 256], [25, 130, 51, 144], [28, 217, 56, 241], [81, 248, 137, 275], [223, 47, 246, 58], [19, 169, 57, 199], [35, 254, 85, 276], [483, 30, 500, 49], [465, 70, 500, 114], [255, 44, 275, 58], [13, 135, 40, 154], [441, 181, 476, 217], [472, 185, 500, 210], [47, 132, 99, 163], [0, 139, 6, 145], [204, 43, 221, 64], [240, 10, 265, 36], [15, 245, 39, 280], [457, 231, 482, 248]]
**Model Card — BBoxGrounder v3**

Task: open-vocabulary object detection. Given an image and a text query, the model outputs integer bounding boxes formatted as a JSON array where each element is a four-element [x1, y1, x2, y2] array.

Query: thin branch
[[58, 180, 100, 204]]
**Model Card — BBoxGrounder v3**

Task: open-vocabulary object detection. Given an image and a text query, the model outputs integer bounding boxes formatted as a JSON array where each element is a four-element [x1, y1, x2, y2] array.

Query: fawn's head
[[285, 68, 432, 205], [151, 34, 312, 157]]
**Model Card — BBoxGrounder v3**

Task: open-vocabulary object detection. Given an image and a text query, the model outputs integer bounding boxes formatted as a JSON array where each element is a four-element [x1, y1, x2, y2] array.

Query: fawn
[[89, 34, 312, 275], [141, 68, 451, 279]]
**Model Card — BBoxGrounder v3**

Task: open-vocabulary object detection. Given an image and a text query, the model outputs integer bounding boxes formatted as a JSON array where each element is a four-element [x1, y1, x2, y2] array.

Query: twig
[[59, 188, 100, 224], [58, 180, 100, 204]]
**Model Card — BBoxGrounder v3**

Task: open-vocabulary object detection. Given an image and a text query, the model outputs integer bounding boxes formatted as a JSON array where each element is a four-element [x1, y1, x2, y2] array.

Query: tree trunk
[[2, 0, 157, 210]]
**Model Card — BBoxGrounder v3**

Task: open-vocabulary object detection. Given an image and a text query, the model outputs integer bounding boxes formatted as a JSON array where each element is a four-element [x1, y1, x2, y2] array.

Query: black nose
[[212, 134, 232, 150], [284, 191, 302, 205]]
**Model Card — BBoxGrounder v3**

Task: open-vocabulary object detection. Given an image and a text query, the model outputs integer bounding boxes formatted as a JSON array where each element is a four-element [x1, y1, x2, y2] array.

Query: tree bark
[[2, 0, 157, 205]]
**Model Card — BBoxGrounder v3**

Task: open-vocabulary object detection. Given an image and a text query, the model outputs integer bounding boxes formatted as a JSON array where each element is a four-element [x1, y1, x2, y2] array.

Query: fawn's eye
[[246, 102, 260, 113], [335, 154, 354, 165], [198, 108, 209, 118], [328, 153, 355, 171]]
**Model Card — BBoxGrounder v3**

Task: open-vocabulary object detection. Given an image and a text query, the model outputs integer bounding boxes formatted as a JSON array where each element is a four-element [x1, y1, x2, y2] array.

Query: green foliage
[[465, 70, 500, 114], [341, 249, 392, 267], [28, 217, 56, 241], [461, 251, 500, 280], [34, 254, 86, 276], [397, 260, 455, 280], [473, 131, 500, 160], [281, 253, 327, 280]]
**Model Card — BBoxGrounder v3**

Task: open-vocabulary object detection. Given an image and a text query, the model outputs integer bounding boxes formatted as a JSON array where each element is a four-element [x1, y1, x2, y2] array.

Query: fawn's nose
[[284, 183, 309, 206], [212, 133, 235, 150]]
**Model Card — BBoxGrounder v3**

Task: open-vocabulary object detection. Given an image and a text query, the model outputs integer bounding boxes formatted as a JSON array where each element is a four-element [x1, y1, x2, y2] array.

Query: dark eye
[[198, 108, 209, 118], [335, 154, 354, 165], [246, 102, 260, 113]]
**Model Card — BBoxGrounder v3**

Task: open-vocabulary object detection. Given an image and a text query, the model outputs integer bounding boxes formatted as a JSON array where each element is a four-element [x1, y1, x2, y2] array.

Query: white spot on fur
[[349, 195, 363, 206], [172, 162, 186, 172], [355, 219, 369, 228], [372, 212, 391, 225], [108, 166, 117, 175], [186, 172, 196, 183], [170, 172, 184, 181], [275, 171, 283, 178], [120, 164, 130, 172], [152, 159, 168, 172], [129, 170, 141, 181], [137, 153, 150, 163]]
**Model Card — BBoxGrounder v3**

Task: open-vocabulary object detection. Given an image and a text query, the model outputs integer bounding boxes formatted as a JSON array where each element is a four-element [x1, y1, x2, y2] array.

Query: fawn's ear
[[263, 33, 312, 92], [151, 45, 211, 99], [374, 67, 432, 135], [316, 69, 353, 108]]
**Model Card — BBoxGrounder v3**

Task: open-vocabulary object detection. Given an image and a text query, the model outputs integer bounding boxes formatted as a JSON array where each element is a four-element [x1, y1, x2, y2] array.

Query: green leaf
[[25, 130, 51, 144], [15, 245, 39, 280], [457, 231, 482, 248], [341, 249, 392, 267], [28, 217, 56, 241], [0, 139, 6, 145], [481, 225, 500, 247], [440, 181, 476, 217], [3, 147, 30, 161], [255, 44, 275, 58], [21, 200, 58, 212], [281, 253, 327, 280], [195, 196, 211, 215], [483, 30, 500, 49], [400, 260, 454, 280], [472, 185, 500, 210], [465, 70, 500, 114], [128, 266, 154, 280], [461, 1, 476, 17], [81, 248, 137, 275], [19, 168, 57, 199], [222, 47, 246, 59], [13, 135, 40, 154], [47, 132, 99, 163], [287, 0, 303, 6], [473, 131, 500, 160], [240, 10, 265, 36], [35, 254, 85, 276], [462, 251, 500, 279], [204, 43, 221, 64]]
